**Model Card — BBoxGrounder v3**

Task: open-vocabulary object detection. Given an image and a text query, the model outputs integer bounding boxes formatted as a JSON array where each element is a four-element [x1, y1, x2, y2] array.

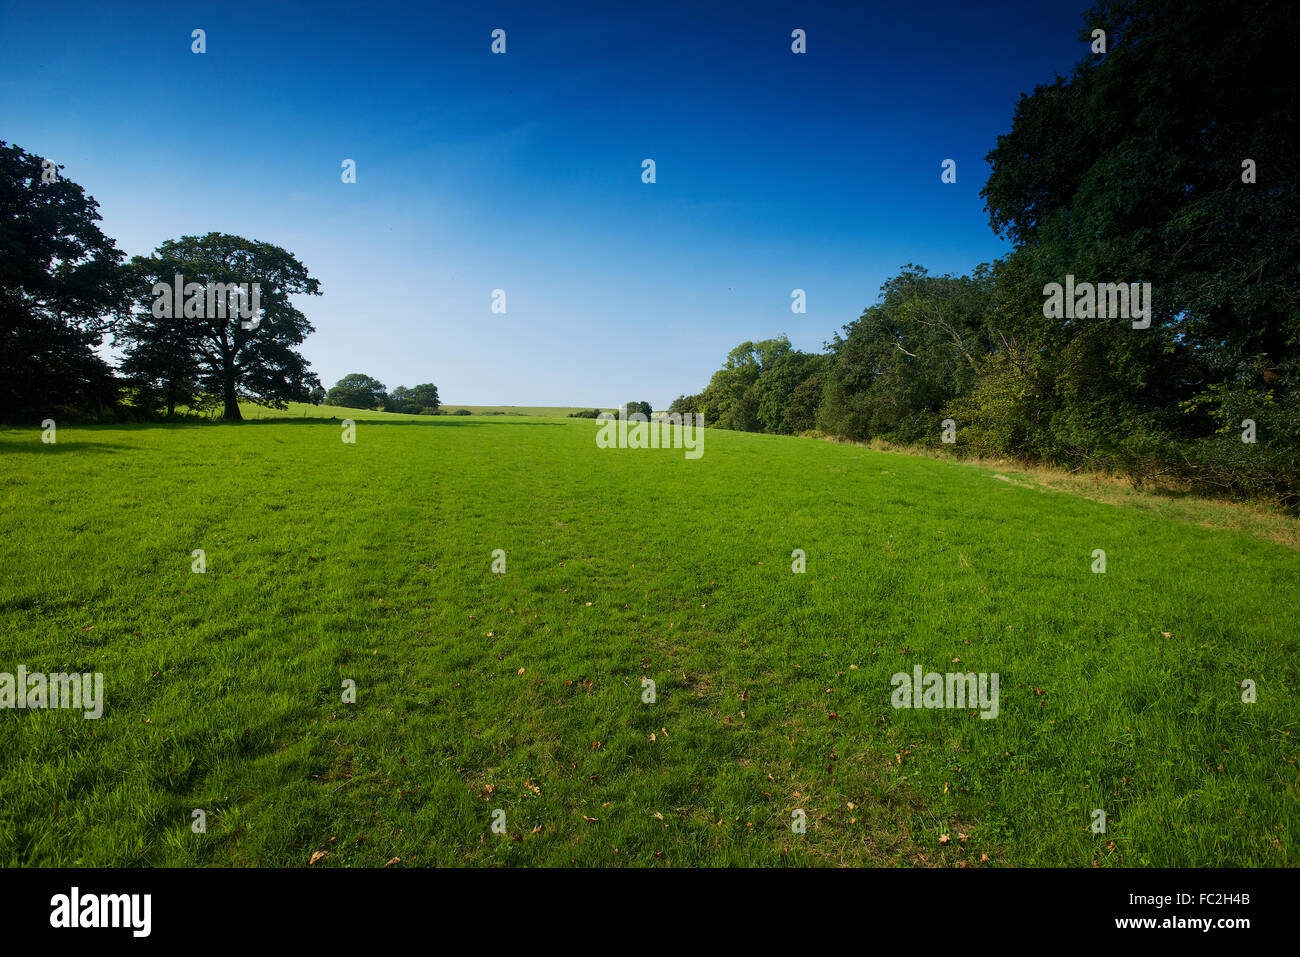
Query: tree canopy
[[678, 0, 1300, 506], [326, 373, 388, 410], [126, 233, 322, 420], [0, 142, 130, 418]]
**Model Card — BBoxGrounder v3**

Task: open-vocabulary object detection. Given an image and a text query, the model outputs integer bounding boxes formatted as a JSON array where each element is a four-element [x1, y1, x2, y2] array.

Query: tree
[[698, 338, 793, 431], [386, 382, 439, 414], [117, 292, 203, 416], [980, 0, 1300, 477], [668, 394, 701, 415], [327, 373, 387, 410], [128, 233, 322, 420], [309, 384, 326, 405], [623, 400, 653, 418], [754, 348, 822, 434], [783, 371, 824, 433], [405, 383, 440, 413], [0, 142, 130, 418], [384, 385, 411, 413], [818, 266, 992, 442], [662, 0, 1300, 505]]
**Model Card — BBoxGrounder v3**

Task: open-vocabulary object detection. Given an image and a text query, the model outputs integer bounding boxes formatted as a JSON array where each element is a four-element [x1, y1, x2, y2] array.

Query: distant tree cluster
[[681, 0, 1300, 506], [323, 374, 440, 414], [571, 403, 651, 418]]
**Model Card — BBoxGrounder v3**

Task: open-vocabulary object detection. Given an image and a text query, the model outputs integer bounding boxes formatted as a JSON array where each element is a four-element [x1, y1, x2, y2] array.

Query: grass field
[[1, 408, 1296, 866], [239, 403, 609, 419]]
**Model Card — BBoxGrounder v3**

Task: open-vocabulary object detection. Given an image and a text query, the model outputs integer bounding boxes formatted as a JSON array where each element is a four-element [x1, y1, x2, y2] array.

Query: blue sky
[[1, 0, 1090, 406]]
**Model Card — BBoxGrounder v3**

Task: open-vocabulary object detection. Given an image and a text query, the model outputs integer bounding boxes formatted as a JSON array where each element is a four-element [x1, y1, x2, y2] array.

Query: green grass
[[0, 410, 1296, 867]]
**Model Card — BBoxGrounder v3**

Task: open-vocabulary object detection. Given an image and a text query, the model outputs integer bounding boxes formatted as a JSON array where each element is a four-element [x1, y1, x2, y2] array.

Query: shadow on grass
[[4, 417, 566, 433], [0, 440, 125, 454], [244, 416, 565, 428]]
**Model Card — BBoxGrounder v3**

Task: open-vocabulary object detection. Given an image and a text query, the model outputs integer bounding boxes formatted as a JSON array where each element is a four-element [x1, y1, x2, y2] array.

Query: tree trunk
[[222, 358, 241, 421]]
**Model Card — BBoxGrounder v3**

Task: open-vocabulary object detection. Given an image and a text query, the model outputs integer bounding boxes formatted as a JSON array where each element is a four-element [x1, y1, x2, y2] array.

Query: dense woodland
[[670, 0, 1299, 506]]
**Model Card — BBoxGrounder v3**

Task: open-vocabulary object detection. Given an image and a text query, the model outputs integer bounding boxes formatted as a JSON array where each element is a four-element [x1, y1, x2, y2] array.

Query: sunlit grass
[[0, 412, 1295, 866]]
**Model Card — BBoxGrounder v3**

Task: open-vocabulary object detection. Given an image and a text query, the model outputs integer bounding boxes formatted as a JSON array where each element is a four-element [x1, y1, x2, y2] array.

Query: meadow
[[0, 406, 1295, 866]]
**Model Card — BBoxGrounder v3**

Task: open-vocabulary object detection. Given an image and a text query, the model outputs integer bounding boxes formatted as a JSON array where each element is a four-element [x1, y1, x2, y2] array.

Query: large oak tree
[[128, 233, 322, 420], [0, 142, 130, 418]]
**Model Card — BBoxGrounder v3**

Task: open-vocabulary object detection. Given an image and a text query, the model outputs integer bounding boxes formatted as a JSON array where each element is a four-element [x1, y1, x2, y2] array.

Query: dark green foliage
[[783, 372, 824, 433], [116, 266, 203, 416], [818, 266, 991, 444], [667, 394, 701, 415], [975, 0, 1299, 499], [682, 0, 1299, 506], [327, 373, 387, 410], [384, 383, 440, 414], [128, 233, 322, 420], [698, 338, 821, 433], [755, 349, 823, 434], [0, 142, 130, 420]]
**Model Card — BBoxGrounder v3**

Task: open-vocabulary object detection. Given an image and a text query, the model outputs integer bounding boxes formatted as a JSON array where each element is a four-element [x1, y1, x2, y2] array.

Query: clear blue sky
[[1, 0, 1090, 406]]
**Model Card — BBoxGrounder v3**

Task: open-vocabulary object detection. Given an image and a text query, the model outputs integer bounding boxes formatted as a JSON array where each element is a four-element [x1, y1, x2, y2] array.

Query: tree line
[[670, 0, 1299, 506], [569, 402, 651, 418], [0, 142, 381, 423]]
